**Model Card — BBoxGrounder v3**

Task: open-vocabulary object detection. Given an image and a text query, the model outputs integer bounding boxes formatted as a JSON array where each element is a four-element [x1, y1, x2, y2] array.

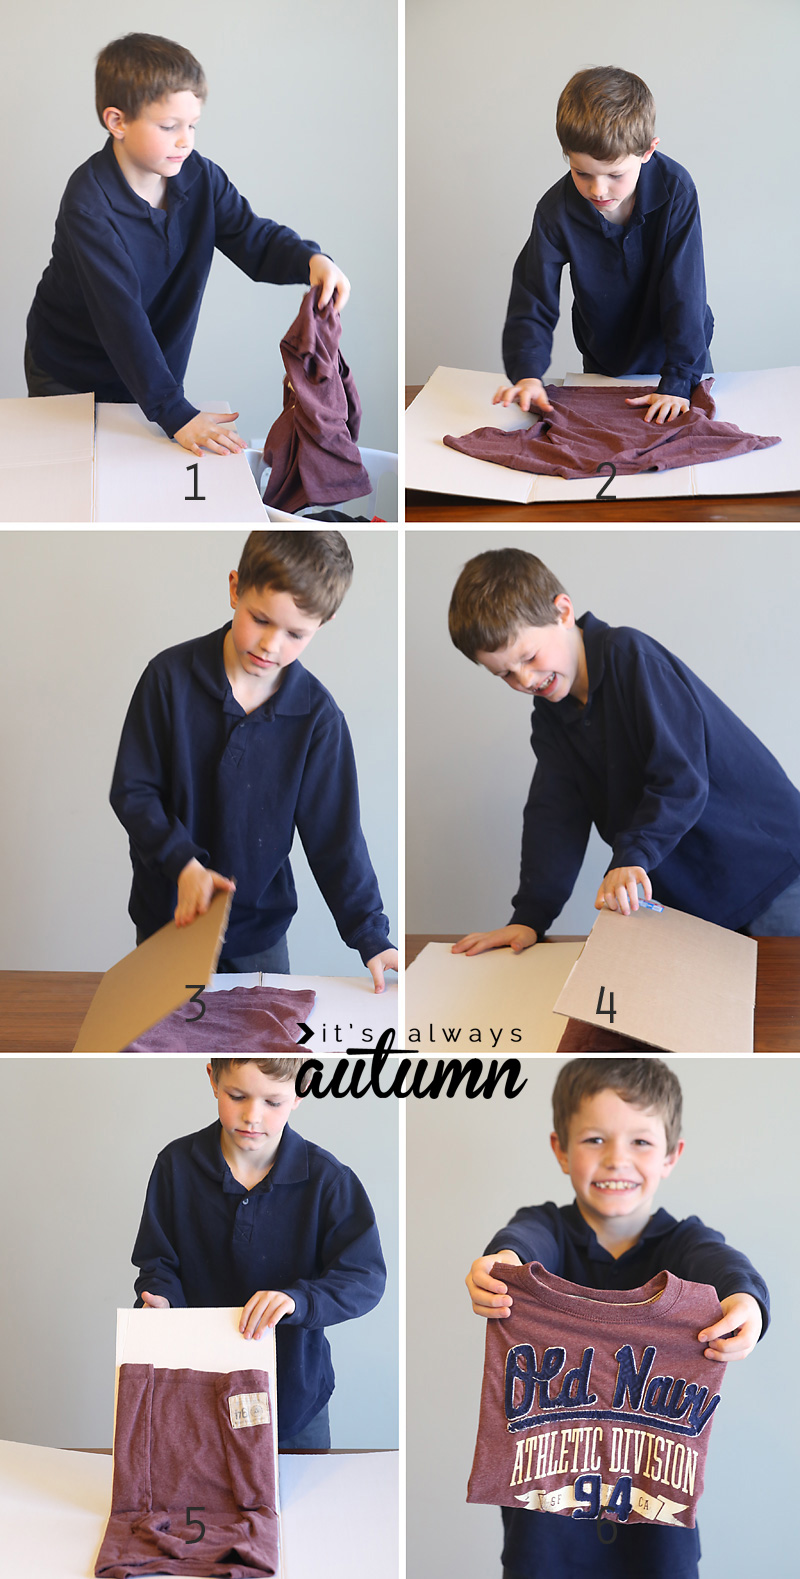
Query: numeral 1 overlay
[[185, 1506, 206, 1543], [185, 462, 206, 501], [595, 985, 616, 1023]]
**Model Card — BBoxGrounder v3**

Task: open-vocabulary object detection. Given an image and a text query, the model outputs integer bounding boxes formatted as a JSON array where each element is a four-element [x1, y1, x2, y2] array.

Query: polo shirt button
[[242, 1197, 249, 1205]]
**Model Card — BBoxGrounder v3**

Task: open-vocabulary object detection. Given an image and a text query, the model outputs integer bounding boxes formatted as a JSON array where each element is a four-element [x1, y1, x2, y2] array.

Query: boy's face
[[227, 574, 324, 682], [207, 1063, 301, 1160], [567, 139, 658, 221], [475, 594, 588, 705], [551, 1089, 683, 1236], [105, 91, 203, 181]]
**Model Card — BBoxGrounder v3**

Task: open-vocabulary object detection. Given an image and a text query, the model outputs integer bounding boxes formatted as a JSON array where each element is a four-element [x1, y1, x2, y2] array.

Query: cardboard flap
[[553, 905, 757, 1053], [72, 889, 232, 1052]]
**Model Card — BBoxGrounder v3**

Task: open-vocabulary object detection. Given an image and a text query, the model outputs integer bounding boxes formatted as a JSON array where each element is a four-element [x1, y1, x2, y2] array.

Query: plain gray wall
[[0, 1059, 398, 1450], [3, 0, 397, 452], [408, 1056, 795, 1577], [0, 529, 397, 974], [406, 530, 800, 936], [407, 0, 800, 383]]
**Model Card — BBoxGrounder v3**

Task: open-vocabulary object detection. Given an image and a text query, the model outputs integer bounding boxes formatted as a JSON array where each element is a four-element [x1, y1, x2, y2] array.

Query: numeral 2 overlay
[[595, 462, 617, 499], [595, 985, 616, 1023]]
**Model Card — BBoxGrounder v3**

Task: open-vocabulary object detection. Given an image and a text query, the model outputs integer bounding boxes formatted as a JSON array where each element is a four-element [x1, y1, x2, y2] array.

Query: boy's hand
[[173, 412, 247, 458], [239, 1290, 296, 1339], [309, 254, 351, 311], [466, 1250, 522, 1317], [140, 1291, 170, 1309], [452, 925, 538, 957], [625, 392, 690, 424], [595, 867, 652, 916], [175, 858, 236, 927], [493, 378, 553, 415], [698, 1293, 763, 1362], [367, 947, 399, 994]]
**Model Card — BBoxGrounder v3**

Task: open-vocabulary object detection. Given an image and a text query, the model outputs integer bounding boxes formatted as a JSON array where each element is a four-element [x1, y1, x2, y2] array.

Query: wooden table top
[[404, 935, 800, 1054], [404, 386, 800, 523]]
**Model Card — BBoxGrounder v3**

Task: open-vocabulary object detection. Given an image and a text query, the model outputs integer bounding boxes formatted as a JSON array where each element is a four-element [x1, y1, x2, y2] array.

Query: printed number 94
[[571, 1473, 632, 1524]]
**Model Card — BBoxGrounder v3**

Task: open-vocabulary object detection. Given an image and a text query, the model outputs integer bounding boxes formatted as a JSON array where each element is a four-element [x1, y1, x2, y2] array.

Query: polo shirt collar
[[563, 1199, 678, 1263], [93, 136, 200, 218], [190, 1120, 310, 1191], [563, 149, 669, 230], [190, 624, 313, 718]]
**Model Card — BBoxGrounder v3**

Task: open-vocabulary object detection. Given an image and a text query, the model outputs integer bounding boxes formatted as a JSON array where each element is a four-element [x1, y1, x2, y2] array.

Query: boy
[[466, 1058, 769, 1577], [450, 548, 800, 954], [134, 1056, 387, 1448], [26, 33, 349, 456], [495, 67, 713, 427], [110, 530, 398, 992]]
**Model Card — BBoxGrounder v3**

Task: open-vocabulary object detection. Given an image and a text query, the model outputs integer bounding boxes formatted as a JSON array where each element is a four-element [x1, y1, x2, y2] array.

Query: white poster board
[[406, 366, 799, 503]]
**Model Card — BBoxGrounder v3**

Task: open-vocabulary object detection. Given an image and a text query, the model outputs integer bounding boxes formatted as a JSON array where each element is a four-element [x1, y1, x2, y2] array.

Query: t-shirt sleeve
[[510, 719, 593, 936], [280, 1168, 387, 1328], [131, 1155, 188, 1309], [294, 703, 392, 964], [484, 1203, 565, 1271], [109, 663, 208, 883], [666, 1216, 770, 1336], [63, 203, 198, 437], [502, 210, 568, 385], [657, 177, 710, 400], [606, 645, 710, 874], [210, 165, 320, 285]]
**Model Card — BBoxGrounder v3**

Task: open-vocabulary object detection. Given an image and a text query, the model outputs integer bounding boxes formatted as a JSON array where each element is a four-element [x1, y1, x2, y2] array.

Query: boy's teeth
[[536, 673, 555, 691], [594, 1181, 637, 1190]]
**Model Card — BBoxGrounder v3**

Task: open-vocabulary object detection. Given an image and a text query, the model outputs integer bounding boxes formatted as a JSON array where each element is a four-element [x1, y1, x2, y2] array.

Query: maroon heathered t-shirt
[[468, 1263, 727, 1530]]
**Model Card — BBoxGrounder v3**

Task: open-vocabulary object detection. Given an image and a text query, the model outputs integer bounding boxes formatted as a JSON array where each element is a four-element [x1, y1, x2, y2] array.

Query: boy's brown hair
[[556, 67, 656, 161], [448, 548, 566, 662], [236, 531, 354, 622], [96, 33, 207, 125], [552, 1058, 683, 1155], [210, 1057, 311, 1093]]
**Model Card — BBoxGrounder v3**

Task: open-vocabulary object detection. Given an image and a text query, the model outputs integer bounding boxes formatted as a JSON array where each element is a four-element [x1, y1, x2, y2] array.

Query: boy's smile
[[551, 1089, 683, 1255], [475, 595, 589, 706], [567, 140, 658, 225]]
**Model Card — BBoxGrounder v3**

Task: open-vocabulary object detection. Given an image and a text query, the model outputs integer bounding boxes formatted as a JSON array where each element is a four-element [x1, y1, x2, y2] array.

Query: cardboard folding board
[[553, 904, 758, 1053], [72, 889, 232, 1052], [405, 365, 800, 503], [0, 393, 95, 522], [404, 939, 584, 1051]]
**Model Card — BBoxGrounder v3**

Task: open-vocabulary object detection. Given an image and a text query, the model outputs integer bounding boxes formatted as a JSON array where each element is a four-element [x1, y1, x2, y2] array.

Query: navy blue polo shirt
[[484, 1201, 769, 1578], [511, 613, 800, 937], [502, 152, 713, 400], [110, 625, 392, 963], [27, 138, 319, 437], [132, 1121, 387, 1438]]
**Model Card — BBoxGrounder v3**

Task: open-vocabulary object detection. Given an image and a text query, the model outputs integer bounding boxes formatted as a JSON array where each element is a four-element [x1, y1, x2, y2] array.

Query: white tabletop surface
[[0, 1437, 398, 1579]]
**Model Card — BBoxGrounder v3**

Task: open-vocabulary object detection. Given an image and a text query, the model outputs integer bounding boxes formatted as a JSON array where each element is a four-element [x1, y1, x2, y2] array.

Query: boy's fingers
[[641, 871, 653, 901], [625, 395, 649, 406], [370, 959, 385, 993]]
